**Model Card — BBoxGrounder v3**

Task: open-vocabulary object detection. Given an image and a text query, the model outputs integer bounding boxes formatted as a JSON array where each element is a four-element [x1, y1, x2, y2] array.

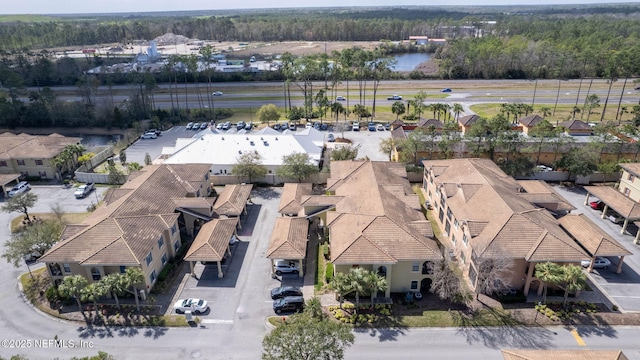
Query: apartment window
[[439, 194, 445, 208], [145, 252, 153, 266], [157, 236, 164, 249], [447, 208, 452, 221], [20, 172, 28, 178], [196, 190, 200, 197], [150, 270, 157, 284], [91, 267, 101, 281], [444, 221, 451, 236], [171, 224, 177, 235], [38, 171, 47, 178], [410, 281, 418, 290], [119, 266, 126, 274], [174, 241, 179, 251], [452, 234, 457, 245], [204, 173, 209, 180], [628, 173, 635, 181], [411, 261, 420, 272], [428, 190, 432, 200], [469, 266, 478, 286], [463, 234, 469, 246], [161, 253, 167, 265], [63, 263, 71, 273], [454, 219, 459, 230], [624, 188, 631, 196], [35, 159, 43, 166], [438, 208, 444, 222], [17, 160, 25, 166], [461, 252, 466, 264], [0, 161, 6, 167]]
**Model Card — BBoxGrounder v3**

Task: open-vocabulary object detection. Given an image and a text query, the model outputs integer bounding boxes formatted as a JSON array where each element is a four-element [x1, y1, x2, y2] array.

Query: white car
[[8, 181, 30, 197], [336, 96, 346, 101], [199, 123, 208, 130], [212, 91, 223, 96], [74, 183, 95, 199], [186, 122, 194, 130], [141, 132, 157, 139], [581, 257, 611, 269], [173, 298, 209, 314], [216, 123, 224, 130], [376, 124, 385, 131]]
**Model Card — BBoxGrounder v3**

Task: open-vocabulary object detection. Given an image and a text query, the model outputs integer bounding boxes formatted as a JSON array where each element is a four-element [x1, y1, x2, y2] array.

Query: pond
[[76, 134, 123, 148], [391, 53, 431, 72]]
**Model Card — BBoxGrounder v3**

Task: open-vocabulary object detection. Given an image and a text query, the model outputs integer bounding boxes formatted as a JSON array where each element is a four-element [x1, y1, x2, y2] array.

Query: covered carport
[[183, 218, 239, 278], [559, 213, 633, 273], [266, 217, 309, 278], [0, 174, 21, 198], [584, 186, 640, 235], [213, 184, 253, 230]]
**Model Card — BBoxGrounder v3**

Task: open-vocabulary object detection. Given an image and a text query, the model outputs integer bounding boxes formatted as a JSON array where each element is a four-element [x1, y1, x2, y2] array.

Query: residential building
[[558, 119, 593, 136], [457, 114, 480, 134], [269, 161, 442, 297], [518, 115, 544, 135], [161, 127, 323, 176], [0, 132, 82, 180], [618, 163, 640, 202], [39, 164, 215, 291], [422, 158, 589, 295]]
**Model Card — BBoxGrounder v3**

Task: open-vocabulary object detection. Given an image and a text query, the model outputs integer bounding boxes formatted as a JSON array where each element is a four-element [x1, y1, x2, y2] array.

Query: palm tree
[[346, 268, 368, 309], [58, 275, 88, 313], [100, 273, 128, 309], [331, 102, 345, 122], [329, 272, 352, 309], [126, 267, 145, 311], [364, 272, 387, 304], [81, 283, 106, 318], [535, 262, 561, 304], [391, 101, 405, 120], [540, 106, 552, 119], [560, 265, 587, 307], [453, 103, 464, 121], [571, 106, 581, 120]]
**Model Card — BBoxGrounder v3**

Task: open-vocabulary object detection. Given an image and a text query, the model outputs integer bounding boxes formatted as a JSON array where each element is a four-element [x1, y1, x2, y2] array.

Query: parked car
[[74, 182, 95, 199], [212, 91, 223, 96], [186, 122, 194, 130], [8, 181, 31, 197], [244, 122, 253, 130], [535, 165, 552, 172], [221, 121, 231, 130], [289, 123, 296, 131], [376, 124, 385, 131], [387, 95, 402, 100], [320, 123, 329, 131], [368, 122, 376, 131], [384, 123, 391, 130], [236, 121, 245, 130], [352, 122, 360, 131], [148, 128, 162, 135], [216, 123, 224, 130], [273, 296, 304, 314], [173, 298, 209, 314], [141, 132, 157, 139], [327, 133, 335, 142], [589, 200, 605, 210], [199, 123, 208, 130], [608, 214, 625, 224], [273, 260, 300, 275], [441, 88, 452, 93], [270, 286, 303, 300], [23, 251, 42, 264], [336, 96, 346, 101], [273, 123, 281, 131], [581, 257, 611, 269]]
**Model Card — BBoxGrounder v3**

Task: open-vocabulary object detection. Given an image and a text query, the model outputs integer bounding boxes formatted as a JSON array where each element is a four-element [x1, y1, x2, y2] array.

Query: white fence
[[74, 146, 128, 185]]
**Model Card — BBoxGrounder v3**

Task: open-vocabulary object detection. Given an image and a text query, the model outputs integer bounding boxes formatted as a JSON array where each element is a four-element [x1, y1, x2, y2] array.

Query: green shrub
[[158, 263, 175, 282], [45, 286, 59, 303], [325, 263, 334, 283]]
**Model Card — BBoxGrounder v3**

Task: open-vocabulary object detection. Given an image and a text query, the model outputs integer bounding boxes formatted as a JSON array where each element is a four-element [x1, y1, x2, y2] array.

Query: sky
[[2, 0, 639, 15]]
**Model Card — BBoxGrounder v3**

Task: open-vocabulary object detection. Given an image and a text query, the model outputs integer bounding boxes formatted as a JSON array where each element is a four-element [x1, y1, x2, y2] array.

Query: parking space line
[[570, 329, 586, 346]]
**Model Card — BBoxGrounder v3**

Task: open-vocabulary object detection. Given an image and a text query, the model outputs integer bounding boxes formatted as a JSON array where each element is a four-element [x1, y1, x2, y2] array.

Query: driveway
[[327, 126, 391, 161], [553, 184, 640, 312], [171, 187, 303, 325], [125, 126, 208, 165]]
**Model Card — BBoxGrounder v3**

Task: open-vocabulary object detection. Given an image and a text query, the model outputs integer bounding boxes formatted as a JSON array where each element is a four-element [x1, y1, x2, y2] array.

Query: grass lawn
[[470, 103, 635, 124], [11, 212, 91, 233], [399, 307, 520, 327]]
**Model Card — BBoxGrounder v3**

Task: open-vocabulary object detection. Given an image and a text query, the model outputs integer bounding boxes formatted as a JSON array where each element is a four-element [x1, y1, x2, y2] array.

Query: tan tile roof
[[40, 164, 211, 265], [390, 126, 407, 140], [278, 183, 313, 214], [214, 184, 253, 216], [559, 214, 632, 257], [619, 162, 640, 177], [518, 115, 543, 127], [0, 173, 21, 186], [325, 161, 441, 264], [184, 218, 238, 262], [266, 217, 309, 260], [584, 185, 640, 219], [501, 349, 628, 360], [516, 180, 575, 212], [424, 158, 589, 262], [517, 180, 555, 194], [172, 197, 217, 210], [0, 132, 81, 160], [300, 195, 344, 207], [417, 118, 444, 129]]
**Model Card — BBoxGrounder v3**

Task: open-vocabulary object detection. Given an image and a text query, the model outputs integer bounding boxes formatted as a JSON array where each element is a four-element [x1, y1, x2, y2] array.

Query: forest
[[2, 4, 640, 130]]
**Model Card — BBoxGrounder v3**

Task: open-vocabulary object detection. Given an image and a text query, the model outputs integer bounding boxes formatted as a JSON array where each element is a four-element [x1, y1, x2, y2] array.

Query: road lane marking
[[201, 319, 233, 324], [570, 329, 586, 346]]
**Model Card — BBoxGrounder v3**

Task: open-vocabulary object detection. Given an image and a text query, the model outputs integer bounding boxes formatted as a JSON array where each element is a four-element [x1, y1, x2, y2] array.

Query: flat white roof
[[162, 132, 322, 166]]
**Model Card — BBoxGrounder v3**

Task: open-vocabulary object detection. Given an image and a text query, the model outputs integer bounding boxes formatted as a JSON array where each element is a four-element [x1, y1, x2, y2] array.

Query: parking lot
[[553, 185, 640, 312], [170, 187, 305, 324]]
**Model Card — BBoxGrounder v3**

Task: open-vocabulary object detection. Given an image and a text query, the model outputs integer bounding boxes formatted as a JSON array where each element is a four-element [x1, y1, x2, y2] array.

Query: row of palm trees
[[57, 267, 145, 317], [51, 143, 87, 179], [329, 267, 387, 310]]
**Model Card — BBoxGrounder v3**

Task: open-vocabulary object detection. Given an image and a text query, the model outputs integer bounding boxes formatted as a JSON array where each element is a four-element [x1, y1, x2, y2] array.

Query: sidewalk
[[301, 218, 339, 307]]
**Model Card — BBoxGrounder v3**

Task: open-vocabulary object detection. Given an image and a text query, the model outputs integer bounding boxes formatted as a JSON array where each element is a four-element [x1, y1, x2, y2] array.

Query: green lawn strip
[[10, 212, 91, 233], [470, 103, 635, 124], [398, 308, 521, 327]]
